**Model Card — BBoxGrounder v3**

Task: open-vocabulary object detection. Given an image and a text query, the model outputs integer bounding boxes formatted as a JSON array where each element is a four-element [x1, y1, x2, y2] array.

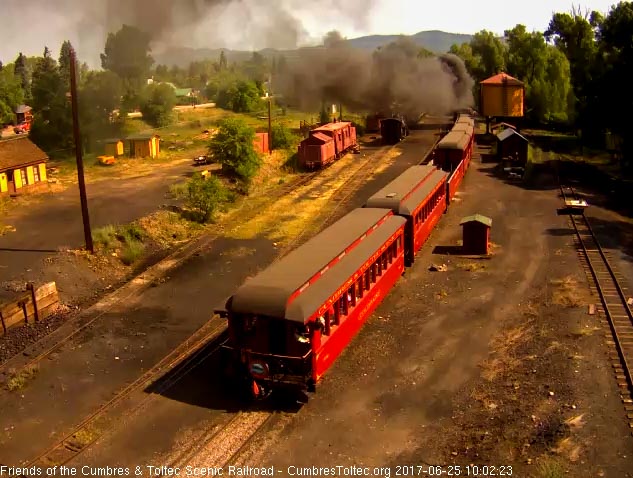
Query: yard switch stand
[[69, 47, 94, 253]]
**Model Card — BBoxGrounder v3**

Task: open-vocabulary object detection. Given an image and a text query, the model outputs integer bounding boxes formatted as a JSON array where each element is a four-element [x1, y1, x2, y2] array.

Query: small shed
[[104, 139, 124, 157], [497, 128, 528, 165], [128, 134, 160, 159], [0, 137, 49, 195], [460, 214, 492, 255]]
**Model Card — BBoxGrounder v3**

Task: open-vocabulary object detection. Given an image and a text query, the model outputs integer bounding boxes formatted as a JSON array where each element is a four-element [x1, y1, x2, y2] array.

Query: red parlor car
[[365, 165, 448, 266], [216, 208, 406, 398]]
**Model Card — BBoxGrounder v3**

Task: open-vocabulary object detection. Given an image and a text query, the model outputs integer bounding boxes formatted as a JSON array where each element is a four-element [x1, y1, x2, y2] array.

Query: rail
[[559, 182, 633, 400]]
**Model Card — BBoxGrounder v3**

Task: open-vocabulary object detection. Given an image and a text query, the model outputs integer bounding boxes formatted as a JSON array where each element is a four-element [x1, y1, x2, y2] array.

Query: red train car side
[[216, 208, 406, 397], [365, 165, 448, 266], [298, 121, 358, 170]]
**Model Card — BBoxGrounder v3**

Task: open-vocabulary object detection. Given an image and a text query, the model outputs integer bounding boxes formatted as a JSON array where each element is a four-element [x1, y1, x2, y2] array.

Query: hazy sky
[[0, 0, 620, 65]]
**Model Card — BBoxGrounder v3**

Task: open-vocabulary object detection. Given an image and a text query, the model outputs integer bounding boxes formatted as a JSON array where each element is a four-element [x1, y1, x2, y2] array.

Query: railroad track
[[560, 182, 633, 433], [20, 318, 228, 469]]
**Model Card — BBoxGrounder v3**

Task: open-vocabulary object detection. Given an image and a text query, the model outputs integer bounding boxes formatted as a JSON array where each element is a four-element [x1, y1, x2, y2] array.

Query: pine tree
[[219, 50, 228, 71], [14, 53, 29, 96], [59, 40, 73, 87]]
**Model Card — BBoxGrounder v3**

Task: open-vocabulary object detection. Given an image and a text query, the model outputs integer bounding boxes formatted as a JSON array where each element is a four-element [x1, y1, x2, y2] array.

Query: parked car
[[194, 155, 212, 165]]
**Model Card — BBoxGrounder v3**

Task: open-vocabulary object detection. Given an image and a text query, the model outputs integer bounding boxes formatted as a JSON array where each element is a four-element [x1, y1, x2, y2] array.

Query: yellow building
[[128, 134, 160, 159], [104, 139, 124, 157], [0, 137, 48, 195], [480, 73, 525, 118]]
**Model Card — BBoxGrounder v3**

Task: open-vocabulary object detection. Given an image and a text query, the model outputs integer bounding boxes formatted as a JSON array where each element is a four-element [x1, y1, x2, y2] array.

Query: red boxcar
[[365, 165, 448, 265], [298, 121, 358, 170], [297, 132, 336, 170], [216, 208, 406, 398]]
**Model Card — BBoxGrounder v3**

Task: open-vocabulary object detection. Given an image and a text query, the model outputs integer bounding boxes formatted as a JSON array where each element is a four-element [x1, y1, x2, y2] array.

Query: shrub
[[271, 123, 298, 150], [185, 173, 229, 223], [209, 118, 262, 188], [139, 83, 177, 127], [92, 225, 118, 250], [120, 240, 145, 265]]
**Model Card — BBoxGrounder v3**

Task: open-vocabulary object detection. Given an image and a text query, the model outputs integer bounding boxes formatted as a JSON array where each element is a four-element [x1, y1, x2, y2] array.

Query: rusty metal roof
[[127, 134, 160, 141], [15, 105, 32, 114], [0, 137, 48, 173], [228, 208, 399, 323], [480, 73, 524, 86], [313, 121, 353, 132]]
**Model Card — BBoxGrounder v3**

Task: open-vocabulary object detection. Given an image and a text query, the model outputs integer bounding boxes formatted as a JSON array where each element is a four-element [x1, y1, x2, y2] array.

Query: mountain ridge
[[153, 30, 474, 67]]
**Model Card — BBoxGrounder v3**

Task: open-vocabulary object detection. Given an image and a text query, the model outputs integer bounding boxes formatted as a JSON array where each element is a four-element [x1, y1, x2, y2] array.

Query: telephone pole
[[267, 74, 273, 154], [69, 47, 94, 253]]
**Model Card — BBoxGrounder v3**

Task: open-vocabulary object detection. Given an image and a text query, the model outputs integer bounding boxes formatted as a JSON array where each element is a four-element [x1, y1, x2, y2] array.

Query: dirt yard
[[0, 129, 438, 465], [233, 157, 633, 477]]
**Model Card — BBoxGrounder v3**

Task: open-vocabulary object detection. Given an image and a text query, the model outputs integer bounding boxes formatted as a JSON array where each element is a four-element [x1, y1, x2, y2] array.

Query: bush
[[209, 118, 262, 188], [92, 225, 118, 250], [139, 83, 177, 127], [185, 173, 229, 223], [120, 240, 145, 265], [271, 123, 298, 150]]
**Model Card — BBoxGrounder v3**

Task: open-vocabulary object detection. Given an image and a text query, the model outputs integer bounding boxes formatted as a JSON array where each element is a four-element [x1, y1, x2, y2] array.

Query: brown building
[[0, 137, 48, 195], [460, 214, 492, 255], [496, 128, 528, 165]]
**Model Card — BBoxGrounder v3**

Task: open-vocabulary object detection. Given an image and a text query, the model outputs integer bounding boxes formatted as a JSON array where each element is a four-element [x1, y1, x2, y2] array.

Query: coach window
[[349, 287, 357, 307], [323, 310, 332, 335], [364, 270, 371, 290], [356, 279, 364, 299]]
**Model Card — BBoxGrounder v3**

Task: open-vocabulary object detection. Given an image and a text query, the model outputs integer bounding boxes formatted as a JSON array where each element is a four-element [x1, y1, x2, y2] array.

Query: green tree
[[463, 30, 508, 81], [139, 83, 177, 127], [58, 40, 74, 87], [216, 79, 262, 113], [79, 71, 123, 151], [101, 25, 153, 108], [0, 64, 24, 124], [13, 53, 29, 98], [29, 47, 73, 153], [504, 25, 572, 123], [219, 50, 228, 71], [209, 117, 261, 188]]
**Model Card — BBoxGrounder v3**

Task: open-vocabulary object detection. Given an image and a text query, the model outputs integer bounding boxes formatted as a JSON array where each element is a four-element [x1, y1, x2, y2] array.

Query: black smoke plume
[[276, 35, 475, 119]]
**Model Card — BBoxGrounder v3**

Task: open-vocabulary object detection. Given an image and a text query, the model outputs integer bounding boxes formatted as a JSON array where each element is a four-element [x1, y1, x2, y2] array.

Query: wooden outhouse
[[128, 134, 160, 159], [104, 139, 124, 157], [496, 128, 528, 165], [460, 214, 492, 255], [0, 137, 48, 195]]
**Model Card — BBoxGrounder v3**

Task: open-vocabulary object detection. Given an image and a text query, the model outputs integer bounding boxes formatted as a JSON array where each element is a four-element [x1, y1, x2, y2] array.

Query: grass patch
[[6, 364, 40, 391], [137, 211, 204, 247], [481, 324, 533, 381], [120, 240, 145, 266], [92, 223, 145, 265], [550, 276, 588, 307], [535, 457, 566, 478], [456, 261, 487, 272], [92, 225, 118, 250]]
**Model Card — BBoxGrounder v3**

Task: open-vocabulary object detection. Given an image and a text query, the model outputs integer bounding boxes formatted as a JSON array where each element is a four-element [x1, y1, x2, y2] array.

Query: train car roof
[[364, 165, 436, 212], [437, 131, 470, 150], [313, 122, 353, 132], [228, 208, 400, 323], [401, 170, 449, 215], [304, 132, 332, 144], [284, 215, 406, 323]]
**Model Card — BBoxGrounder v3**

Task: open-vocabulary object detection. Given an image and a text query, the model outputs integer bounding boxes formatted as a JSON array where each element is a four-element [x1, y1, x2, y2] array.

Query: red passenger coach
[[365, 166, 448, 266], [216, 208, 406, 398]]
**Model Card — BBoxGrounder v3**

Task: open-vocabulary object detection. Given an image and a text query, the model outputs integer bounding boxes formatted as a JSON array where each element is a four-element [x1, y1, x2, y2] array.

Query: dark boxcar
[[297, 132, 336, 170], [365, 165, 448, 265], [380, 118, 408, 145], [216, 208, 406, 398]]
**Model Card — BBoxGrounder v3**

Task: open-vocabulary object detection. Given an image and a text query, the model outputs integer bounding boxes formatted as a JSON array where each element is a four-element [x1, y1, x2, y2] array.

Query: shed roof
[[460, 214, 492, 227], [229, 208, 398, 323], [127, 134, 160, 141], [480, 73, 524, 86], [365, 166, 446, 215], [0, 137, 48, 173], [103, 138, 123, 144], [497, 128, 527, 142], [15, 105, 32, 114]]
